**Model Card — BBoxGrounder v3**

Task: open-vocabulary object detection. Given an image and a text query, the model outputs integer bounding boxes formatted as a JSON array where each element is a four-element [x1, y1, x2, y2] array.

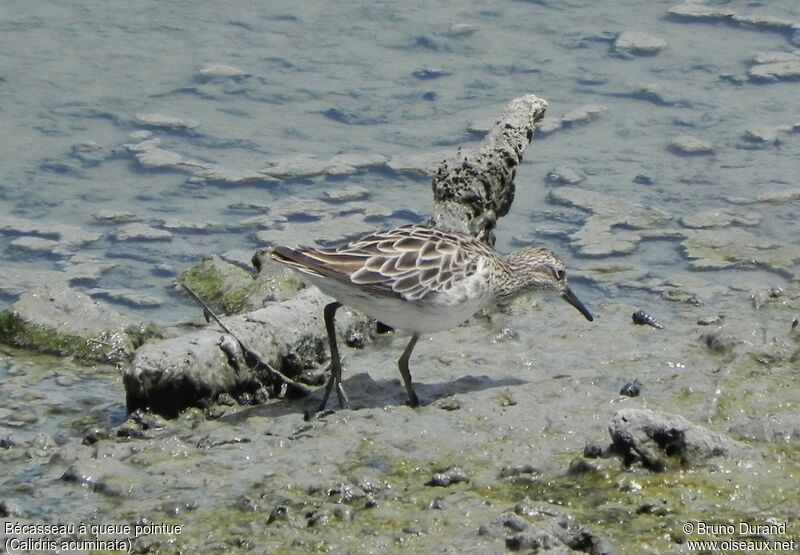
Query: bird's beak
[[562, 287, 594, 321]]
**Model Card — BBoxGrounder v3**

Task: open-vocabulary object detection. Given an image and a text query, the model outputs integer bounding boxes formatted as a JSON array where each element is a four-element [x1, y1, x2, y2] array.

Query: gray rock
[[111, 222, 173, 242], [135, 113, 199, 130], [268, 198, 333, 219], [505, 515, 615, 554], [548, 187, 670, 256], [546, 166, 584, 185], [59, 254, 118, 283], [196, 64, 250, 80], [0, 217, 101, 247], [128, 130, 153, 141], [61, 457, 141, 497], [124, 138, 208, 172], [123, 288, 371, 417], [413, 67, 451, 79], [534, 117, 562, 135], [630, 83, 689, 107], [386, 150, 451, 176], [608, 408, 757, 470], [158, 219, 227, 232], [680, 209, 760, 229], [681, 228, 800, 278], [443, 23, 478, 38], [8, 236, 64, 255], [260, 153, 387, 179], [351, 201, 392, 218], [260, 155, 335, 179], [324, 185, 369, 202], [465, 116, 496, 136], [255, 215, 376, 248], [667, 3, 735, 20], [749, 60, 800, 82], [0, 285, 159, 364], [614, 31, 667, 55], [426, 466, 469, 487], [0, 499, 23, 517], [560, 104, 608, 125], [193, 167, 276, 185], [92, 210, 140, 223], [755, 189, 800, 203], [0, 267, 67, 296], [70, 141, 105, 165], [177, 254, 304, 314], [743, 125, 793, 144], [733, 13, 796, 29], [668, 136, 713, 155]]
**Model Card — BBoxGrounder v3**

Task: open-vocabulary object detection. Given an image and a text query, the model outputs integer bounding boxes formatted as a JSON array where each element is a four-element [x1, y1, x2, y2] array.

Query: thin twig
[[180, 283, 310, 397]]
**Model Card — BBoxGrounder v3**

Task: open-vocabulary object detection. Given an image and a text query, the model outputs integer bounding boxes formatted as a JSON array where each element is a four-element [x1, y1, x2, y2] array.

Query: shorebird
[[271, 224, 593, 413]]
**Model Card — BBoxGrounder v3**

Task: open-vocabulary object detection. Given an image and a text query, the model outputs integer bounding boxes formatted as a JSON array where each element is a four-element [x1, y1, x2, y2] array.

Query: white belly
[[303, 273, 493, 333]]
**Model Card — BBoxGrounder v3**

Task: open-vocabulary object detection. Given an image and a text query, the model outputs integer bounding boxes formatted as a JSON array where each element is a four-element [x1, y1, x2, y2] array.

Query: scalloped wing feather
[[273, 225, 491, 302]]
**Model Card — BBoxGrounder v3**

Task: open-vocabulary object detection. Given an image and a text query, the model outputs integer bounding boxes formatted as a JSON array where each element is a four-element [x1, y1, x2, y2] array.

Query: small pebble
[[499, 464, 538, 478], [502, 515, 528, 532], [568, 458, 602, 475], [427, 496, 445, 510], [0, 500, 23, 518], [583, 442, 605, 458], [426, 467, 468, 487], [620, 381, 641, 397], [345, 331, 365, 349], [436, 397, 461, 411], [253, 387, 270, 404], [82, 428, 109, 446], [636, 500, 672, 516], [267, 505, 289, 525]]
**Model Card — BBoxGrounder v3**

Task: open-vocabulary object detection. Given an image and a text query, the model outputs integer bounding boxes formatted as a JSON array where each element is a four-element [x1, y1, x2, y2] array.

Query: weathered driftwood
[[180, 283, 311, 396], [123, 94, 548, 417], [431, 95, 548, 244], [124, 286, 370, 416]]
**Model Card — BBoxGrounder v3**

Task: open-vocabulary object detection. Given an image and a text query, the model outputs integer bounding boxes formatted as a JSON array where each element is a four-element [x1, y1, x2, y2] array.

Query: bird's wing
[[271, 225, 487, 301]]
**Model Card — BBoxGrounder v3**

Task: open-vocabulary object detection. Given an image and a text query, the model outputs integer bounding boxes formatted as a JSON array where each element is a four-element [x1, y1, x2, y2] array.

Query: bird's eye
[[555, 269, 565, 281]]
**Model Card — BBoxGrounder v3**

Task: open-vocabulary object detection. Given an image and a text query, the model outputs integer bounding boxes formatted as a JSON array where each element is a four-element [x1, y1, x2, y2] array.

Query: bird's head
[[501, 247, 593, 321]]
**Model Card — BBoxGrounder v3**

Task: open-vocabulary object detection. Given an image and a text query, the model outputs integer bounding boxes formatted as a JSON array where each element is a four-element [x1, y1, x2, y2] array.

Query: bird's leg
[[318, 301, 350, 413], [397, 333, 420, 407]]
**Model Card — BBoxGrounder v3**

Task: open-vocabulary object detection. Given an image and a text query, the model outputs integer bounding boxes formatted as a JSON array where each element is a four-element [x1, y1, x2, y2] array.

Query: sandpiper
[[271, 223, 593, 413]]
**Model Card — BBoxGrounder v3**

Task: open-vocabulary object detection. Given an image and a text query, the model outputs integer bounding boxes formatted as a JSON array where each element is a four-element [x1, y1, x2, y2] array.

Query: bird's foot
[[304, 376, 350, 420]]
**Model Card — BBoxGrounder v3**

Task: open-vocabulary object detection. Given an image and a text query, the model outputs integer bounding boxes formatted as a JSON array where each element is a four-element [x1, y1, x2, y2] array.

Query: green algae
[[177, 255, 304, 315], [0, 310, 160, 365], [168, 438, 800, 554]]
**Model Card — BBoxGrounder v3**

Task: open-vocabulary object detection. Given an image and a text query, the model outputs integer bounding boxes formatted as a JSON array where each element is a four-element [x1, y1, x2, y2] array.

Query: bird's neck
[[493, 251, 531, 304]]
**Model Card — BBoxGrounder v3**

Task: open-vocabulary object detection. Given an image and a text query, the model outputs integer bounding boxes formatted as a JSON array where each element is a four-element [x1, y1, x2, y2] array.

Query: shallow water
[[1, 0, 799, 552]]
